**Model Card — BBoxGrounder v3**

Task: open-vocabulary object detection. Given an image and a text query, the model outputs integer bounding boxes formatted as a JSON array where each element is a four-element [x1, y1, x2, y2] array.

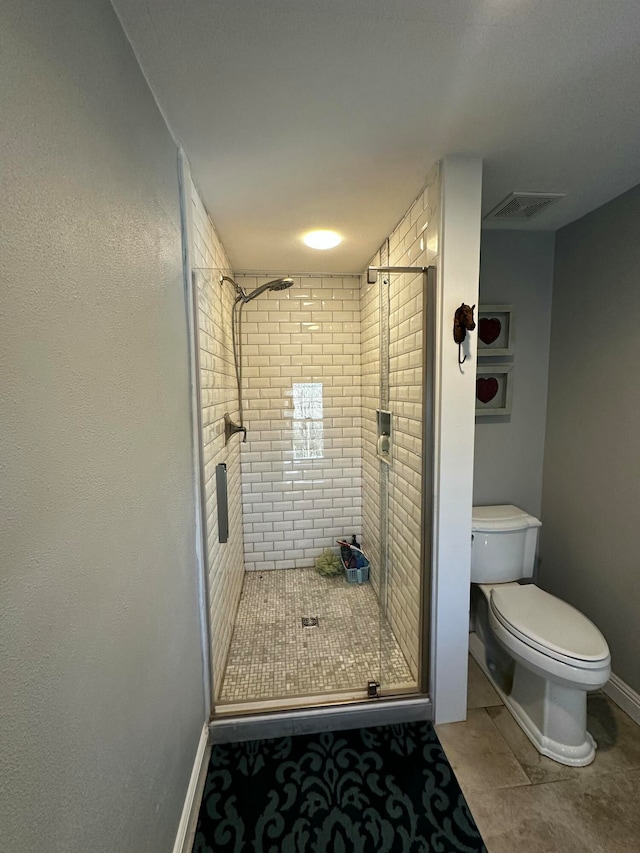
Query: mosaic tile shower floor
[[219, 568, 415, 703]]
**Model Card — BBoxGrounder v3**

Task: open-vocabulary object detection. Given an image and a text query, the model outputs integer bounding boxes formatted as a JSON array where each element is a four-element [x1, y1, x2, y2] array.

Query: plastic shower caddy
[[337, 540, 370, 584]]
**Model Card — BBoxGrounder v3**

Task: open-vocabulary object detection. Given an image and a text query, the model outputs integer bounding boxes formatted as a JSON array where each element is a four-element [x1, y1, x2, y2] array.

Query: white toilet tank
[[471, 505, 542, 583]]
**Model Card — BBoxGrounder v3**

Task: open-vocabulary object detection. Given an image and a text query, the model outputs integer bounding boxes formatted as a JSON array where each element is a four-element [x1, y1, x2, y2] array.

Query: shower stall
[[184, 159, 444, 728], [192, 262, 435, 719], [182, 157, 485, 730]]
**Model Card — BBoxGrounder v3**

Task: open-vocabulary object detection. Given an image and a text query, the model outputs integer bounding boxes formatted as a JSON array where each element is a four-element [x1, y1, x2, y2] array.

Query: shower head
[[220, 275, 247, 300], [243, 278, 294, 303], [269, 278, 295, 292]]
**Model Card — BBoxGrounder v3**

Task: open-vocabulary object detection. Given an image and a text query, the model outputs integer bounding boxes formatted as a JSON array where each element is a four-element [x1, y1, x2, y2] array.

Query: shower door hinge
[[367, 681, 381, 699]]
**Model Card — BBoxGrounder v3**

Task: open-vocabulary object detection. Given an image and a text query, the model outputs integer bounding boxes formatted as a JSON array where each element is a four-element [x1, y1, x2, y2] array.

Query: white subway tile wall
[[360, 275, 381, 598], [191, 182, 244, 699], [361, 163, 441, 680], [238, 276, 363, 570]]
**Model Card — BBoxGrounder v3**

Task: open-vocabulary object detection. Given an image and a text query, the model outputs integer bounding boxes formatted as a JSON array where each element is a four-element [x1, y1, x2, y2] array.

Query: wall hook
[[453, 303, 476, 365]]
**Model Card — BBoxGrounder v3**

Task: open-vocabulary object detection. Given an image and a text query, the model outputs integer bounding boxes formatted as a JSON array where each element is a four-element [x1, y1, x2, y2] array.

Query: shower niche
[[376, 409, 392, 463]]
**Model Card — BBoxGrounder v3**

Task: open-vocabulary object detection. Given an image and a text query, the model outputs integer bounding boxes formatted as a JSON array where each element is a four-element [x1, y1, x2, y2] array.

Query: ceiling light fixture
[[303, 229, 342, 250]]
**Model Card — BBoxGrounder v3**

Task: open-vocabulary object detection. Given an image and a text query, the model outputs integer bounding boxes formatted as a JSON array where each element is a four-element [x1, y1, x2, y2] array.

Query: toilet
[[469, 504, 610, 766]]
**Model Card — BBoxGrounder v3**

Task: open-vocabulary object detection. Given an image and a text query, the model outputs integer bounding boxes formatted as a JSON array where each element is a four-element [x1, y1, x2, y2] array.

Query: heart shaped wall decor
[[476, 377, 499, 404], [479, 317, 501, 345]]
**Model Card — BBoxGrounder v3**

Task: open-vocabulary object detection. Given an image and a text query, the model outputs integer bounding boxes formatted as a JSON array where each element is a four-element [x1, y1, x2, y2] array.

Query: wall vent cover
[[485, 192, 566, 221]]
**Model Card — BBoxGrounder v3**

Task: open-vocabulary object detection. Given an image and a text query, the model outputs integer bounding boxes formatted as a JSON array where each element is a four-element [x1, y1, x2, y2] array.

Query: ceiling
[[112, 0, 640, 273]]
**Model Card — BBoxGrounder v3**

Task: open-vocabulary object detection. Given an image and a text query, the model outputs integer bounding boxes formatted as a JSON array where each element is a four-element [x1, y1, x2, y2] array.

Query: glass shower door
[[193, 266, 384, 712], [377, 267, 434, 698]]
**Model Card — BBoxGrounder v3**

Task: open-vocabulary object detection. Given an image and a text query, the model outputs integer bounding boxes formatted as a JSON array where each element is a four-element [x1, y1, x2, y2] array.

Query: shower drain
[[301, 616, 319, 628]]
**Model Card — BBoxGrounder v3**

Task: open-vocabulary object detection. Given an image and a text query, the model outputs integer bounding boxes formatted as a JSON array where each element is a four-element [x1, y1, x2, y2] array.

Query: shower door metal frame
[[345, 264, 436, 698], [190, 269, 217, 714], [177, 149, 220, 724], [419, 266, 436, 693], [205, 265, 437, 739]]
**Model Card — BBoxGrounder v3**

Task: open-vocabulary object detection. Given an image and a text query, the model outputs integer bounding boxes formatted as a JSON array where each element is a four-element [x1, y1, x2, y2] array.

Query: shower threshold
[[214, 681, 420, 719], [210, 692, 433, 744]]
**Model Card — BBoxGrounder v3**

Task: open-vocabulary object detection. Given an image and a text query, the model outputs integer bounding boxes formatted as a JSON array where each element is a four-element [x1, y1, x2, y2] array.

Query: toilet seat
[[489, 585, 609, 669]]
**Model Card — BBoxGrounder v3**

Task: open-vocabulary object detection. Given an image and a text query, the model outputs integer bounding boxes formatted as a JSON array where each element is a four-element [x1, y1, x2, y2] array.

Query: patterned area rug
[[192, 721, 487, 852]]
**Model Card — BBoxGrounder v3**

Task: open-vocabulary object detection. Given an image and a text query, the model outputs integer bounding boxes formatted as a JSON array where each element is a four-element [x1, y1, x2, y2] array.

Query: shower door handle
[[216, 463, 229, 543]]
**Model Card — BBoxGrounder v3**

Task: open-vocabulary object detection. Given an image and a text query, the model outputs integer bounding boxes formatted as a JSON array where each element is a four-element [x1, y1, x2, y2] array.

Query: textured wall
[[540, 183, 640, 694], [361, 164, 441, 681], [0, 1, 204, 850], [473, 231, 555, 517], [239, 276, 362, 569], [191, 187, 245, 698]]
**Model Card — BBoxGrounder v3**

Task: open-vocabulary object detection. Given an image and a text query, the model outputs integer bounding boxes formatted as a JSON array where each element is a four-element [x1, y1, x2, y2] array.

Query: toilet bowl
[[488, 583, 610, 689], [470, 505, 611, 766]]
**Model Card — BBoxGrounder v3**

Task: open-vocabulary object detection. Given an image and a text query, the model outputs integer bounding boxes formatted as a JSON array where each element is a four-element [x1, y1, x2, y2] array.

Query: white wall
[[431, 157, 483, 723], [473, 231, 555, 517], [239, 276, 362, 569], [540, 183, 640, 695], [0, 1, 204, 850]]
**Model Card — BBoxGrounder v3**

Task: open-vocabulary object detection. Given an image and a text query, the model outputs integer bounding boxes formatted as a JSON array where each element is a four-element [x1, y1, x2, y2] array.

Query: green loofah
[[315, 548, 342, 577]]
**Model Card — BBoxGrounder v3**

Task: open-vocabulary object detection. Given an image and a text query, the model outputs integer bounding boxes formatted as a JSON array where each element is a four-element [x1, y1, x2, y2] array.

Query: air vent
[[485, 192, 566, 222]]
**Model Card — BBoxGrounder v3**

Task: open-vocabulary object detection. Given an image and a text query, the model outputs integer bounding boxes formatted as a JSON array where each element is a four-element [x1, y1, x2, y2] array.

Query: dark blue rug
[[192, 720, 486, 852]]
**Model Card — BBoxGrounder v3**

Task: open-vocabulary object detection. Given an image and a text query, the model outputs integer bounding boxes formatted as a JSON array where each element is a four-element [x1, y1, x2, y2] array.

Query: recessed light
[[303, 229, 342, 250]]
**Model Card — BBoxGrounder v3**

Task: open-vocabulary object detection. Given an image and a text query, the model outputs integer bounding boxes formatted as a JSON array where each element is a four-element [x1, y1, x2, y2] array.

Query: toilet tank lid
[[472, 505, 541, 532]]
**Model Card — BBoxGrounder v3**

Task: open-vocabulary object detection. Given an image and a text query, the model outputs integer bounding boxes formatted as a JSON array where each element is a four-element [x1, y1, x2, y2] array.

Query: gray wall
[[473, 231, 555, 517], [540, 184, 640, 694], [0, 1, 204, 850]]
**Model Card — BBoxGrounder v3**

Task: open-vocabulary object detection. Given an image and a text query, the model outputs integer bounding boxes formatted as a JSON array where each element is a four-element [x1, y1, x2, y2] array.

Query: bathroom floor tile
[[435, 708, 530, 794], [464, 768, 640, 853], [442, 658, 640, 852], [586, 693, 640, 771], [218, 568, 415, 703], [487, 693, 640, 785], [467, 655, 503, 710]]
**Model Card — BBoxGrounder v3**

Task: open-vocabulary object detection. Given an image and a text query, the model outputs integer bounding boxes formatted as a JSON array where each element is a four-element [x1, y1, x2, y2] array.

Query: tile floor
[[218, 568, 415, 703], [436, 657, 640, 852]]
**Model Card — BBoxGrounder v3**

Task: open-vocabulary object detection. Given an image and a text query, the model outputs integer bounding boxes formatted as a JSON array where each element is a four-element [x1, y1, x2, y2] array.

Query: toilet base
[[469, 632, 597, 767]]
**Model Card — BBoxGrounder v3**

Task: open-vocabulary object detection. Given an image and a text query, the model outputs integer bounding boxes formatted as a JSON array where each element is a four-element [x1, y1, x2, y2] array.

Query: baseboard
[[602, 673, 640, 726], [172, 723, 211, 853]]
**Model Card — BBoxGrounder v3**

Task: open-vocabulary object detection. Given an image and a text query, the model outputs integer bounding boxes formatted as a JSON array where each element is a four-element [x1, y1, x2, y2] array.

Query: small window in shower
[[292, 382, 324, 460]]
